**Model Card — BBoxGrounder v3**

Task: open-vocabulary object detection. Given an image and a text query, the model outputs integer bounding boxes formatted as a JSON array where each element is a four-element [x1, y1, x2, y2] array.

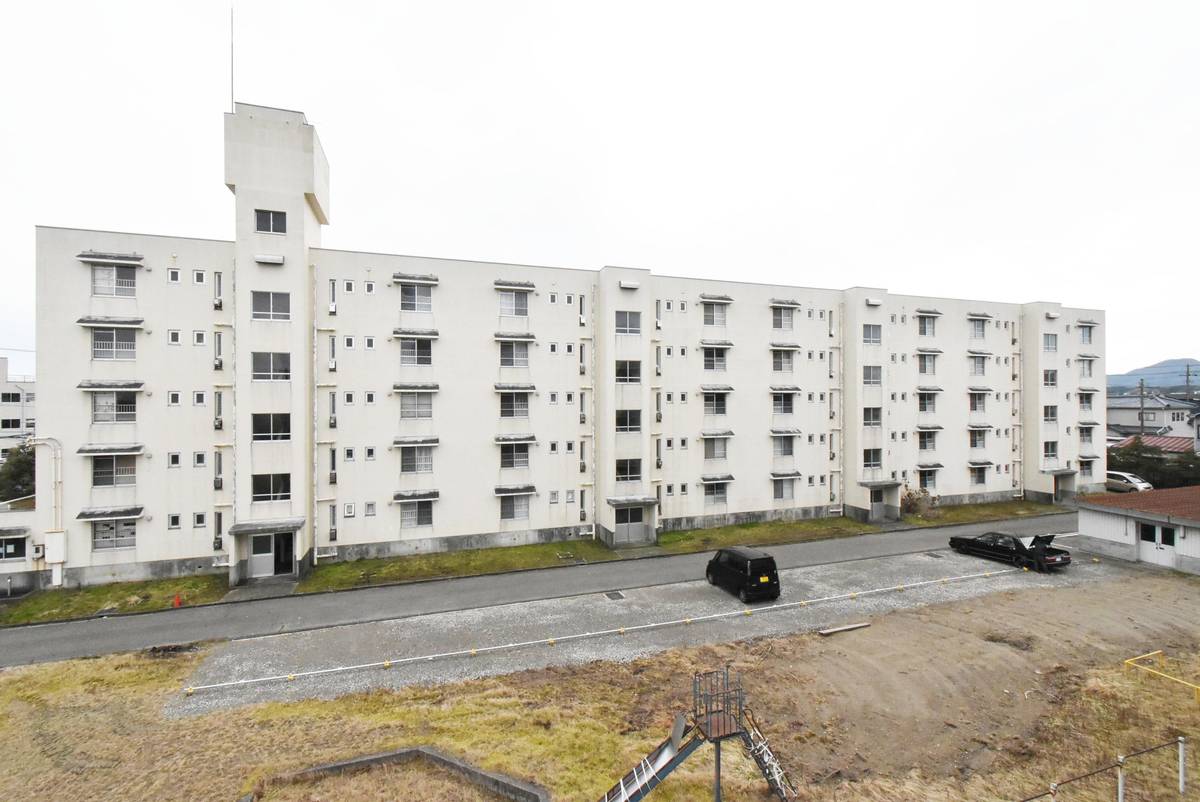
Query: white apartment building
[[0, 357, 35, 464], [14, 103, 1105, 592]]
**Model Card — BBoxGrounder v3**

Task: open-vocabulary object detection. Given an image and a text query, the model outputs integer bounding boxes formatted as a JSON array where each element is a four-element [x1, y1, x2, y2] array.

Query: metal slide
[[741, 708, 799, 800], [598, 723, 705, 802]]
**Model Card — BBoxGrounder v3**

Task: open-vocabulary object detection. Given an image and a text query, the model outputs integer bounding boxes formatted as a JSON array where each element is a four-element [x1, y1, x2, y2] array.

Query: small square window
[[167, 514, 181, 529], [193, 512, 206, 528], [193, 391, 205, 406], [549, 392, 558, 404], [344, 336, 354, 349], [665, 300, 673, 311], [666, 438, 674, 449], [680, 392, 687, 403], [168, 268, 180, 283], [566, 490, 575, 503], [365, 281, 375, 294], [167, 452, 181, 467], [193, 330, 206, 346], [193, 451, 206, 467], [549, 491, 560, 504], [168, 330, 181, 345], [680, 437, 688, 449], [168, 391, 181, 406], [666, 484, 674, 495], [566, 441, 575, 453], [365, 446, 376, 460], [193, 270, 205, 285], [680, 301, 686, 312], [344, 280, 354, 293], [365, 391, 376, 404], [549, 342, 558, 354], [680, 483, 688, 495], [680, 347, 687, 357], [344, 447, 355, 461], [549, 441, 559, 453], [666, 392, 673, 403], [364, 501, 377, 516], [549, 293, 558, 304], [365, 336, 375, 350], [566, 294, 574, 305], [566, 343, 574, 354], [565, 392, 574, 403], [344, 392, 354, 405], [344, 503, 356, 517]]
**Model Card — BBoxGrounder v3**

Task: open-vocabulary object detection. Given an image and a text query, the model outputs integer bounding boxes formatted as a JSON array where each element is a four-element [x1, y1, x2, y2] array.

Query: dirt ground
[[259, 760, 505, 801], [2, 569, 1199, 802]]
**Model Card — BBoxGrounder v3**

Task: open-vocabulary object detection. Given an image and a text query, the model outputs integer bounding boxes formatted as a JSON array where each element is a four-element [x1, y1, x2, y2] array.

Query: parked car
[[1106, 471, 1153, 493], [948, 531, 1070, 572], [706, 547, 781, 602]]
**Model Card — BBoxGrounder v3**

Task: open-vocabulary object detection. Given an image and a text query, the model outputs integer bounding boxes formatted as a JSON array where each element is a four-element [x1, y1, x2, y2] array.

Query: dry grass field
[[2, 571, 1198, 802]]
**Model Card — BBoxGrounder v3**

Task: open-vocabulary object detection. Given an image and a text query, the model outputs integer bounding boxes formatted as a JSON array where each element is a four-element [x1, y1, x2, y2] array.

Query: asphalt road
[[0, 512, 1076, 667]]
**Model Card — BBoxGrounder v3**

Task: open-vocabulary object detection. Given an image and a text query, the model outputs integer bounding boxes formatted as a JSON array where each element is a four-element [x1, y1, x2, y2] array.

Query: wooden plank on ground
[[817, 622, 871, 637]]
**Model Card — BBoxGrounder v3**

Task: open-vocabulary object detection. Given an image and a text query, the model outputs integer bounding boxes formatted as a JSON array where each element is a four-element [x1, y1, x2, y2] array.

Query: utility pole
[[1139, 379, 1146, 438]]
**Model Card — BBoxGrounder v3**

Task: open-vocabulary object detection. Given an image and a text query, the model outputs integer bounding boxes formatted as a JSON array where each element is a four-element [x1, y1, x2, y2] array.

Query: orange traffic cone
[[173, 593, 182, 608]]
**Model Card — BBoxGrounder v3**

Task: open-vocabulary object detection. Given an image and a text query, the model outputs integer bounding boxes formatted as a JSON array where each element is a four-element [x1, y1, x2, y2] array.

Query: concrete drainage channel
[[238, 745, 550, 802]]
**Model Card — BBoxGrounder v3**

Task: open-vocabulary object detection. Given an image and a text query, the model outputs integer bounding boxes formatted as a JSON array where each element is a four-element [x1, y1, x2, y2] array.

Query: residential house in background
[[0, 357, 35, 465], [1106, 394, 1198, 446]]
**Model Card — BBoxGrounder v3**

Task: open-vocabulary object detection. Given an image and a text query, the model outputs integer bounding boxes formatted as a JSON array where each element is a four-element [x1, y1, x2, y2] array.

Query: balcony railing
[[92, 404, 137, 423]]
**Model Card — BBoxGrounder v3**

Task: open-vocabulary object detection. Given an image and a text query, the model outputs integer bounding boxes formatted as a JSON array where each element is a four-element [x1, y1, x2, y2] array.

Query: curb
[[0, 510, 1075, 632]]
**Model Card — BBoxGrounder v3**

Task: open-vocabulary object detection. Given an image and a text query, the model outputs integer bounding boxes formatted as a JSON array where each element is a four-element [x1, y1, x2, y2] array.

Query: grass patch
[[656, 515, 877, 554], [297, 539, 619, 594], [0, 573, 228, 627], [902, 499, 1060, 528]]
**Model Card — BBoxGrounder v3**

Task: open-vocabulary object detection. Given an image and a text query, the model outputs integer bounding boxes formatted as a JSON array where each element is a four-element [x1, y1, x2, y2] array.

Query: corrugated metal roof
[[1079, 486, 1200, 524], [1112, 435, 1196, 453]]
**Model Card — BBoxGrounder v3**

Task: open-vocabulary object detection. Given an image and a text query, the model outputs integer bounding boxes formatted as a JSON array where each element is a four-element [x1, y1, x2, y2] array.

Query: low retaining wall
[[327, 525, 591, 563], [659, 504, 837, 535], [241, 745, 551, 802]]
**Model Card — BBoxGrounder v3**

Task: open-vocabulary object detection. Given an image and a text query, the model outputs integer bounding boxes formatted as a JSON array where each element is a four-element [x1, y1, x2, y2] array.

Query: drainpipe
[[30, 436, 64, 586]]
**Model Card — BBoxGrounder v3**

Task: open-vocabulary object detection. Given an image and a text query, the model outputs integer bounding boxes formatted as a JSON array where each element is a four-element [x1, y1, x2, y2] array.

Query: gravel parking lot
[[171, 539, 1131, 716]]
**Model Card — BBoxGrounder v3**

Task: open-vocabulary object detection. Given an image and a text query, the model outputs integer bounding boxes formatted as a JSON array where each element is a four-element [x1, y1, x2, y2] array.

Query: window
[[193, 451, 206, 467], [1080, 426, 1093, 444], [92, 328, 136, 360], [970, 429, 987, 448], [362, 501, 377, 517], [566, 294, 574, 305], [549, 491, 560, 504], [918, 392, 936, 412], [401, 446, 434, 473], [1080, 325, 1094, 345], [919, 469, 937, 490], [918, 431, 937, 450], [549, 293, 558, 304], [969, 356, 986, 376], [365, 336, 375, 350], [500, 393, 529, 418], [500, 443, 530, 468], [92, 391, 137, 423], [863, 449, 882, 469], [863, 365, 882, 385], [702, 303, 727, 326], [774, 307, 794, 330], [1079, 359, 1094, 379], [549, 393, 559, 404], [773, 478, 794, 500], [168, 268, 180, 283], [167, 452, 181, 467], [1043, 405, 1058, 423], [704, 483, 727, 504], [615, 459, 642, 481], [500, 341, 529, 367], [400, 338, 432, 366], [400, 392, 433, 419], [92, 519, 136, 550], [402, 500, 434, 527], [189, 270, 204, 286], [704, 393, 727, 415], [255, 209, 286, 233], [615, 311, 641, 334], [615, 360, 641, 383], [772, 393, 794, 414], [91, 265, 137, 297], [365, 281, 376, 294], [616, 410, 641, 432], [549, 441, 558, 453], [252, 473, 291, 501], [401, 283, 432, 311], [772, 350, 793, 372], [772, 436, 794, 456], [1043, 333, 1058, 352], [92, 455, 136, 486], [1043, 441, 1058, 460], [193, 512, 206, 528], [862, 323, 881, 344], [252, 352, 291, 381], [167, 330, 181, 345], [343, 336, 354, 350], [193, 391, 206, 406], [499, 290, 529, 317], [970, 466, 987, 485], [250, 413, 290, 441], [0, 535, 27, 560], [1043, 369, 1057, 387], [549, 343, 558, 354], [917, 354, 936, 375], [863, 407, 882, 427], [500, 495, 529, 520], [969, 319, 986, 339], [1080, 460, 1093, 478], [704, 438, 728, 460], [918, 316, 936, 336], [366, 446, 377, 460], [342, 280, 354, 294], [969, 392, 986, 412], [703, 348, 727, 371]]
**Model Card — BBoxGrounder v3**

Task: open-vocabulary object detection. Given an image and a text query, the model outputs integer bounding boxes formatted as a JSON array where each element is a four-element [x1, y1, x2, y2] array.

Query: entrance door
[[249, 534, 275, 578], [1138, 522, 1177, 568], [273, 532, 294, 575], [614, 506, 646, 544], [869, 489, 885, 522]]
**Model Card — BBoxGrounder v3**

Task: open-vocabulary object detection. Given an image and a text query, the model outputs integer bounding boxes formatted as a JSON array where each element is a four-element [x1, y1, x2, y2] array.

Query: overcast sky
[[2, 1, 1196, 376]]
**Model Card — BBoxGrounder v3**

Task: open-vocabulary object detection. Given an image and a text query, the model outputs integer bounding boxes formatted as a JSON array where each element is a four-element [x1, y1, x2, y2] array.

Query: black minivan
[[706, 547, 781, 603]]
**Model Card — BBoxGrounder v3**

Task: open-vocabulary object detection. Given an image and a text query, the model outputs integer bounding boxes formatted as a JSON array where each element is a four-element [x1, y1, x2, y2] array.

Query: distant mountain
[[1108, 358, 1200, 389]]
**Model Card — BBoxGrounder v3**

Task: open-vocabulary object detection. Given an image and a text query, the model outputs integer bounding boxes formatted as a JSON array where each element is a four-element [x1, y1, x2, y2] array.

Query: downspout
[[30, 436, 63, 586]]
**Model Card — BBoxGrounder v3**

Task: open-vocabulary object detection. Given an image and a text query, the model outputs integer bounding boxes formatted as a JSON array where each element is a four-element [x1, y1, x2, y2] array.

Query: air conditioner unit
[[328, 302, 337, 315], [656, 411, 662, 422], [579, 460, 586, 473], [329, 528, 338, 542], [213, 476, 223, 490], [32, 544, 44, 559], [329, 415, 337, 428], [211, 537, 223, 551], [329, 471, 338, 485], [213, 417, 223, 430], [328, 359, 337, 372], [212, 297, 223, 310], [579, 509, 587, 522], [213, 357, 223, 370], [579, 413, 586, 424], [656, 458, 663, 469]]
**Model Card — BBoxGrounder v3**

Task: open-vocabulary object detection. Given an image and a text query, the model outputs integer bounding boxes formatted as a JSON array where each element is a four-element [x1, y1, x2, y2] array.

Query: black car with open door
[[705, 546, 781, 603], [948, 531, 1070, 572]]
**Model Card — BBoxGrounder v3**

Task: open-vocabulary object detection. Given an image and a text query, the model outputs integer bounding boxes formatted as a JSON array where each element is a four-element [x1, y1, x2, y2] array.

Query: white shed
[[1076, 486, 1200, 574]]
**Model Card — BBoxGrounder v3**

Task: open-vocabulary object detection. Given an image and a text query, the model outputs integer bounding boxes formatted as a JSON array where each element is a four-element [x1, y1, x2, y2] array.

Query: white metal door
[[1138, 522, 1177, 568], [249, 534, 275, 578]]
